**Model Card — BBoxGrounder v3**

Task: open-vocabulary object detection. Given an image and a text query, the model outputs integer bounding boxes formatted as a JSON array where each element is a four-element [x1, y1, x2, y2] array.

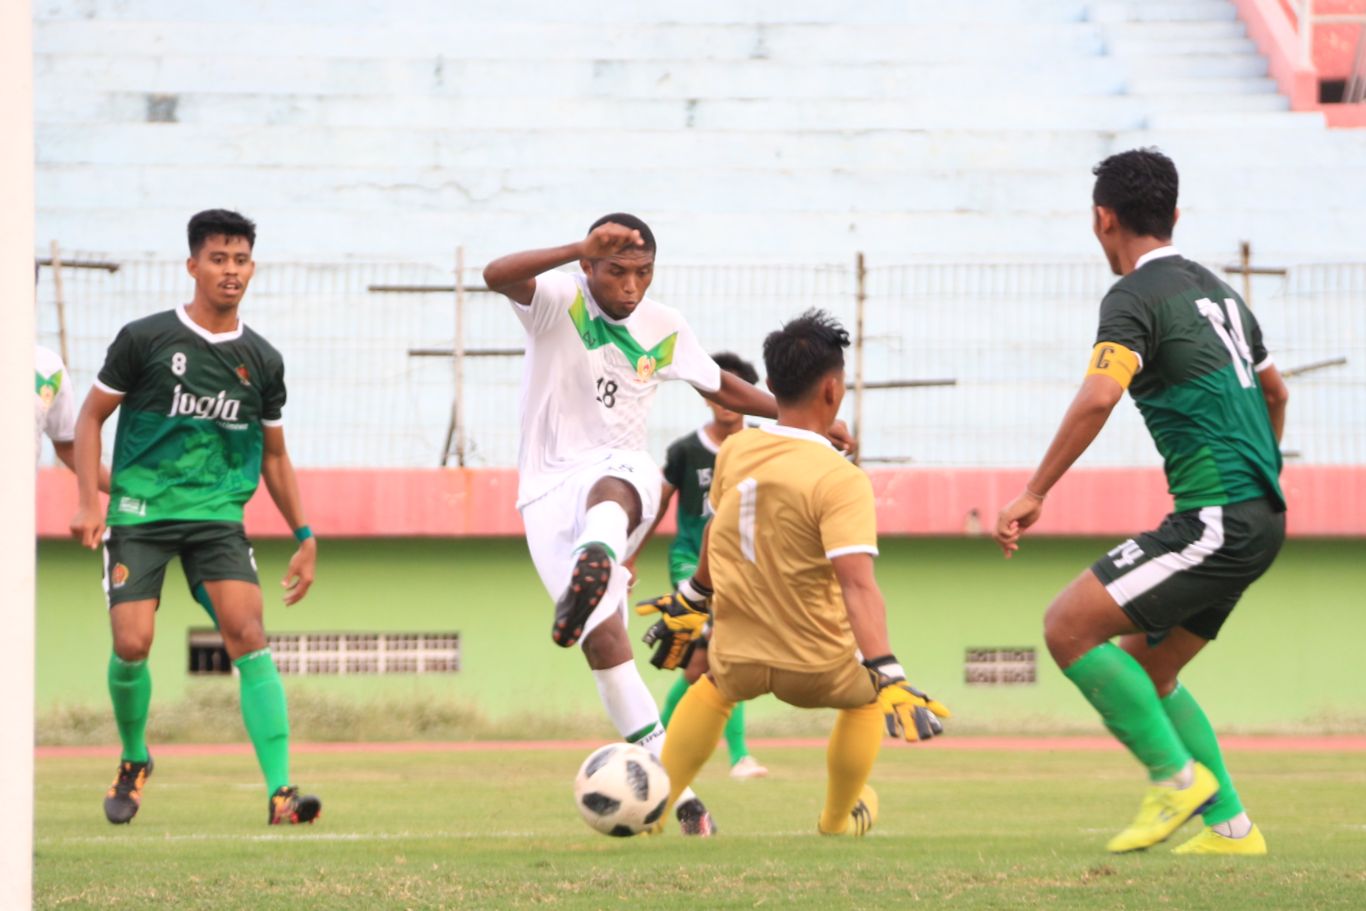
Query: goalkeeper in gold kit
[[639, 310, 949, 835]]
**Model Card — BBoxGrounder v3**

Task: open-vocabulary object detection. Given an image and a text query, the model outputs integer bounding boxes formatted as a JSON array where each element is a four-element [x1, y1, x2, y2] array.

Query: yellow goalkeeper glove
[[635, 578, 711, 670], [864, 655, 951, 742]]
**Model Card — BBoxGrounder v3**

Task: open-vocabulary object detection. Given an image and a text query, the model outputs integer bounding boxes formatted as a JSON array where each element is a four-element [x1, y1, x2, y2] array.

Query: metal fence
[[34, 252, 1366, 469]]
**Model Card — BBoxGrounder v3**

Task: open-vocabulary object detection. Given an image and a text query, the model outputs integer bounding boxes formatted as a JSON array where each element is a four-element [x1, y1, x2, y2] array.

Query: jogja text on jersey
[[168, 384, 243, 424]]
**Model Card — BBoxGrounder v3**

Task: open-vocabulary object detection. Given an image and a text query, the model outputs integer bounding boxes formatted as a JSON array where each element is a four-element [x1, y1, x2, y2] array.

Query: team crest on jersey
[[35, 369, 63, 406], [635, 355, 657, 382], [235, 364, 251, 386], [111, 563, 130, 588]]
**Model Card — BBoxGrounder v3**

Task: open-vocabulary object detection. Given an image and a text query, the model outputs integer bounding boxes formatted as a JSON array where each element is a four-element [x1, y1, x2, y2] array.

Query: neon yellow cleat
[[1106, 763, 1219, 853], [819, 785, 878, 836], [1172, 823, 1267, 855]]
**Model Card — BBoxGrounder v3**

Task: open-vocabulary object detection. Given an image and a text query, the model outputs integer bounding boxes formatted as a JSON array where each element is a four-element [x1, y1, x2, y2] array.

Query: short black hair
[[711, 351, 759, 385], [1092, 148, 1179, 240], [763, 309, 849, 404], [187, 209, 256, 255], [587, 212, 656, 255]]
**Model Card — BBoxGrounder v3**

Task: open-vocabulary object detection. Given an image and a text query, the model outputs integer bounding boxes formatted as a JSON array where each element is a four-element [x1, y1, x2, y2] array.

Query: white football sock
[[592, 660, 661, 744], [575, 502, 629, 562], [1211, 812, 1253, 838], [590, 660, 698, 806]]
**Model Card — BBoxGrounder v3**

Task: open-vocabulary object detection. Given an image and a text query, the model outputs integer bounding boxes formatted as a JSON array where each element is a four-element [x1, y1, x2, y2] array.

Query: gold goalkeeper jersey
[[706, 425, 878, 672]]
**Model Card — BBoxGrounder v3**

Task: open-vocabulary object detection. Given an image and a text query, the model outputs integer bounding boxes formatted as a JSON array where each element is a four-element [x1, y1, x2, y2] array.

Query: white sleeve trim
[[261, 418, 285, 427], [1255, 355, 1275, 372], [92, 378, 125, 395], [826, 545, 879, 559]]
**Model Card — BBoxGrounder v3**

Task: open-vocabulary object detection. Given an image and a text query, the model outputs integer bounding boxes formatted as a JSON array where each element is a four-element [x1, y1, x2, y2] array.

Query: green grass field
[[35, 745, 1366, 910]]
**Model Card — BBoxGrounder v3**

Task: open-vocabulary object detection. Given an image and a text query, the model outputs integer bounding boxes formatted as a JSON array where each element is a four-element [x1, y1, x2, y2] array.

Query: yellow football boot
[[1172, 823, 1267, 855], [819, 785, 878, 836], [1106, 762, 1219, 853]]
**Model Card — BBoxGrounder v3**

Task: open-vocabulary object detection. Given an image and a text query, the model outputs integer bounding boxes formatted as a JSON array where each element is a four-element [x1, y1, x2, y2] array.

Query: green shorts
[[1089, 497, 1285, 642], [103, 520, 259, 608]]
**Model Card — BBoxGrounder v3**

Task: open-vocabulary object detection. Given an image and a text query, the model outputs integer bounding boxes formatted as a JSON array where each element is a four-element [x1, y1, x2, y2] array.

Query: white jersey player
[[36, 344, 77, 469], [484, 214, 854, 836]]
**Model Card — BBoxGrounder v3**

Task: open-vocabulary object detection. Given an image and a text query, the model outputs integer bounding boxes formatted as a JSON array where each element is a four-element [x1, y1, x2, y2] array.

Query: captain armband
[[1086, 342, 1141, 389]]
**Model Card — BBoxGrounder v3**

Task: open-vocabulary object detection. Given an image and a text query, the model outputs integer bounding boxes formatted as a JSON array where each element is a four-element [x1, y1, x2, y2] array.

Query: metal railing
[[33, 250, 1366, 470]]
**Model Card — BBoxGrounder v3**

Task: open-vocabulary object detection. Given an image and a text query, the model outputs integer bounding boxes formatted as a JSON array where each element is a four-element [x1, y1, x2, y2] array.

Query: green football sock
[[660, 675, 690, 728], [1062, 642, 1191, 781], [1162, 682, 1244, 824], [724, 699, 750, 765], [235, 650, 291, 795], [107, 653, 151, 763]]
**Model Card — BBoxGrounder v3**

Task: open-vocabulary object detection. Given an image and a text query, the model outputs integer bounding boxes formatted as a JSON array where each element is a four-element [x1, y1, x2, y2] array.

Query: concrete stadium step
[[35, 206, 1364, 262], [34, 55, 1135, 100], [1104, 35, 1257, 56], [39, 163, 1363, 215], [34, 164, 1094, 215], [1118, 54, 1269, 78], [1145, 110, 1327, 129], [1124, 76, 1279, 96], [33, 90, 1294, 133], [1099, 20, 1247, 40], [32, 122, 1118, 170], [34, 21, 1112, 62], [1088, 1, 1239, 23], [38, 0, 1093, 26], [41, 122, 1359, 171], [33, 53, 1273, 104]]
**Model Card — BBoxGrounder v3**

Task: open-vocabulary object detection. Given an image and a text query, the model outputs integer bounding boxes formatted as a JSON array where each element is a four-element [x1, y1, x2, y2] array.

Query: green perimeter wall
[[36, 537, 1366, 734]]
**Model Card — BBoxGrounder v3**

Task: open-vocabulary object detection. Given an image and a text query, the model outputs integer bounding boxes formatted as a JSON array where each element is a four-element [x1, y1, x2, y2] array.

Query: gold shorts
[[708, 650, 877, 710]]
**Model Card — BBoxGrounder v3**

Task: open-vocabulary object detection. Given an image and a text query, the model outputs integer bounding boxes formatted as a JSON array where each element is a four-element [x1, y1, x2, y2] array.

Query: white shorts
[[519, 450, 663, 640]]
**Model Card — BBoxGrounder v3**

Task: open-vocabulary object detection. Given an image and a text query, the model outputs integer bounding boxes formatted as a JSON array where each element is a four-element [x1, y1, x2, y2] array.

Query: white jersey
[[511, 270, 721, 507], [35, 344, 77, 466]]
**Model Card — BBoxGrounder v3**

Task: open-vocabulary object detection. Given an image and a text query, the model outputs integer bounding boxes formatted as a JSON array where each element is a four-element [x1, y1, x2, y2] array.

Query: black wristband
[[685, 577, 713, 598]]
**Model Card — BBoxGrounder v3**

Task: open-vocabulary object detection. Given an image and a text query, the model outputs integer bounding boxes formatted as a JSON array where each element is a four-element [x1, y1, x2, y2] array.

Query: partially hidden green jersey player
[[70, 209, 322, 826], [632, 352, 768, 780], [995, 149, 1289, 856]]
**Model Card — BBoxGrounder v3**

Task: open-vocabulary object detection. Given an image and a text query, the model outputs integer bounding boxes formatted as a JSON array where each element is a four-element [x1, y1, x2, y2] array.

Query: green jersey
[[661, 426, 722, 584], [1095, 249, 1284, 512], [96, 306, 286, 525]]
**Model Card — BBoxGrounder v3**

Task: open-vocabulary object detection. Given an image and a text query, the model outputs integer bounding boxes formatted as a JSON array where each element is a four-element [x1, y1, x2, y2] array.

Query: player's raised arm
[[70, 387, 122, 549], [994, 372, 1124, 558], [700, 370, 777, 419], [1258, 364, 1289, 443], [261, 425, 316, 606], [700, 373, 856, 454], [484, 222, 646, 306]]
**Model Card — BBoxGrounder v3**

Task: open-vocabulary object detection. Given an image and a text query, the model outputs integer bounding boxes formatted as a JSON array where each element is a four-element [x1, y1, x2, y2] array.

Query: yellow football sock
[[819, 702, 883, 834], [660, 675, 733, 812]]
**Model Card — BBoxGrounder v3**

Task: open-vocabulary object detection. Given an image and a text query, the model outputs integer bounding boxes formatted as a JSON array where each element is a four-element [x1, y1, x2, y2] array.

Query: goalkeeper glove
[[635, 578, 712, 670], [864, 655, 951, 742]]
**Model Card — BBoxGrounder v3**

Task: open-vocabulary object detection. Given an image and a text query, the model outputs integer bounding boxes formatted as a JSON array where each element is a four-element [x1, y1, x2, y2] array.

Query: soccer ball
[[573, 743, 671, 837]]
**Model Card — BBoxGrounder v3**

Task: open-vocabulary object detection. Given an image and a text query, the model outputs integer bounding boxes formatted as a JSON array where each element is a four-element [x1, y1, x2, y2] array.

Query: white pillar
[[0, 0, 37, 907]]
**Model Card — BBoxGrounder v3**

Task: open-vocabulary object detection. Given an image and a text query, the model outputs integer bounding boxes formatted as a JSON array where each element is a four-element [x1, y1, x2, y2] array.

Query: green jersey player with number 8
[[70, 209, 322, 826]]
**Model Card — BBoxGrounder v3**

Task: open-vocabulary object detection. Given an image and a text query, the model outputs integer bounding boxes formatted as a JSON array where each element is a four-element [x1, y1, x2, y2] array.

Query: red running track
[[35, 735, 1366, 759]]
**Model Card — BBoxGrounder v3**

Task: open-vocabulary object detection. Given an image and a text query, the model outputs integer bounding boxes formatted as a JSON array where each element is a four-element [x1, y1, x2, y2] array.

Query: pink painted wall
[[36, 465, 1366, 539], [1235, 0, 1366, 126]]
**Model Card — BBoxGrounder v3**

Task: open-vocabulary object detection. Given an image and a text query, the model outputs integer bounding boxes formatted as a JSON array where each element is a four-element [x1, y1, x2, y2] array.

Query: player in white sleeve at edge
[[483, 213, 854, 836]]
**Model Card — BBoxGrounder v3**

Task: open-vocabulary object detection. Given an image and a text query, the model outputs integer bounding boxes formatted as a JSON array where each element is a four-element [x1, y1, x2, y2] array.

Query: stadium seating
[[33, 0, 1366, 263]]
